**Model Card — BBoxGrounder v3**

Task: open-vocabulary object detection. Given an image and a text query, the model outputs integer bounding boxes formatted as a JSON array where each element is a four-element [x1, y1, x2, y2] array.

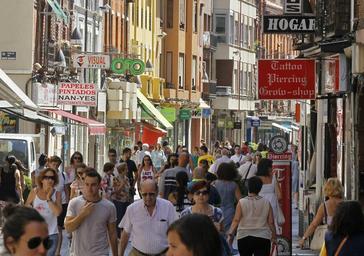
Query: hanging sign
[[111, 58, 145, 75], [258, 59, 316, 100], [72, 54, 110, 69], [57, 83, 97, 106], [284, 0, 302, 14], [263, 16, 315, 33]]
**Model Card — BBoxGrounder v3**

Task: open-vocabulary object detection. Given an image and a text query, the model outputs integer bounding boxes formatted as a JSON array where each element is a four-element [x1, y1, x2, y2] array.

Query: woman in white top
[[227, 176, 277, 256], [299, 177, 343, 248], [25, 168, 62, 256], [256, 158, 283, 234], [151, 143, 166, 172], [137, 155, 156, 192]]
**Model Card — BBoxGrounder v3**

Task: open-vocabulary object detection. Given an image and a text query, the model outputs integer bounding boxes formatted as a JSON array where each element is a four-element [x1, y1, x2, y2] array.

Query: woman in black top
[[325, 201, 364, 256], [0, 156, 23, 204]]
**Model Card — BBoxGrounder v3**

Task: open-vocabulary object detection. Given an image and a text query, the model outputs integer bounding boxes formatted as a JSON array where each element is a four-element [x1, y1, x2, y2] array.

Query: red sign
[[57, 83, 97, 106], [268, 152, 292, 161], [258, 59, 316, 100]]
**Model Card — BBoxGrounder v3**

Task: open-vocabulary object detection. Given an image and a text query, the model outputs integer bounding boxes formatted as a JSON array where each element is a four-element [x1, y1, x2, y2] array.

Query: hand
[[80, 202, 94, 218], [227, 234, 234, 246], [19, 198, 24, 205], [298, 238, 305, 249], [271, 236, 277, 245], [46, 188, 53, 201]]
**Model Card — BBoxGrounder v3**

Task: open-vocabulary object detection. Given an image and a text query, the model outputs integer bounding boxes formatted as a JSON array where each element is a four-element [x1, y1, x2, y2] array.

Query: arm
[[25, 188, 36, 206], [31, 172, 36, 188], [107, 222, 118, 256], [64, 202, 94, 233], [119, 230, 130, 255], [274, 179, 282, 201], [227, 202, 242, 245], [48, 191, 62, 216], [268, 205, 277, 243], [136, 167, 142, 191], [15, 170, 23, 203], [235, 186, 242, 201], [70, 186, 76, 200], [159, 171, 166, 198], [299, 203, 325, 248]]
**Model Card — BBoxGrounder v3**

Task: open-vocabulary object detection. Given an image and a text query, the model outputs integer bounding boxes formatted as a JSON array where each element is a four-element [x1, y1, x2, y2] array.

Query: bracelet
[[302, 236, 306, 240]]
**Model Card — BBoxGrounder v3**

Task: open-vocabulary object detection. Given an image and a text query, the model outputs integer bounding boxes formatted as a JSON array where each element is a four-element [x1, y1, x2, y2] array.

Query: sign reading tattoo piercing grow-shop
[[111, 58, 145, 75]]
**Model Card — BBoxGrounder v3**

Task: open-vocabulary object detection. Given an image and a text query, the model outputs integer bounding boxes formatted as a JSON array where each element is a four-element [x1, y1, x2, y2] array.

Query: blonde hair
[[117, 162, 128, 174], [323, 178, 343, 198]]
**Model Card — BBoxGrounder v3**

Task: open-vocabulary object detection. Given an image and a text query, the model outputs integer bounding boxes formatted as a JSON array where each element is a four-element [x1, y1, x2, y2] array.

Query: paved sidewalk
[[292, 207, 319, 256]]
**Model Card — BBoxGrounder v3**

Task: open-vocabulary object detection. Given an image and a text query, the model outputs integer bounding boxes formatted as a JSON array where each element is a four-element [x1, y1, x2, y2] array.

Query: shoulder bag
[[310, 202, 328, 250], [239, 163, 253, 196]]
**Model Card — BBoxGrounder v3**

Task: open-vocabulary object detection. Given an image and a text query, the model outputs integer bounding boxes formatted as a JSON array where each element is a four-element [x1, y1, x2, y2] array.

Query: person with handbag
[[299, 178, 343, 249], [238, 156, 257, 196], [322, 201, 364, 256]]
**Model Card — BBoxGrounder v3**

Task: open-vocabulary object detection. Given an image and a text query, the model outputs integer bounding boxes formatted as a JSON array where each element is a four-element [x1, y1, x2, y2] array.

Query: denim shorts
[[47, 233, 59, 256]]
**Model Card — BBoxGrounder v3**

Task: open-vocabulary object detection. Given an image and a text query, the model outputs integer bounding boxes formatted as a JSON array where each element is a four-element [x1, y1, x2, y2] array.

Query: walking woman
[[137, 155, 156, 192], [25, 168, 62, 256], [158, 153, 178, 178], [0, 156, 23, 204], [1, 204, 51, 256], [101, 162, 115, 200], [167, 171, 192, 216], [299, 178, 343, 248], [256, 158, 283, 233], [227, 176, 277, 256], [324, 201, 364, 255], [151, 143, 166, 172], [69, 163, 87, 199]]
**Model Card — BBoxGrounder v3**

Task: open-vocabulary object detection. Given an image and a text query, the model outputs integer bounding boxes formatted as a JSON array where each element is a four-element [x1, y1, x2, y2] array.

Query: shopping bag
[[270, 243, 278, 256], [319, 242, 327, 256], [277, 204, 285, 225], [310, 224, 328, 250]]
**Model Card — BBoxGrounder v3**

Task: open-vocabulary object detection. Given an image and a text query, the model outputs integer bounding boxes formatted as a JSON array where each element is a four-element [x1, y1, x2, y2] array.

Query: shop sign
[[111, 58, 145, 75], [268, 152, 292, 161], [269, 135, 288, 154], [191, 109, 201, 119], [321, 54, 348, 95], [251, 119, 261, 127], [202, 108, 212, 118], [72, 54, 110, 69], [217, 119, 225, 128], [263, 16, 315, 33], [57, 83, 97, 106], [226, 120, 234, 129], [284, 0, 302, 14], [258, 59, 316, 100], [160, 107, 176, 123], [179, 109, 191, 120], [32, 82, 57, 107], [1, 51, 16, 60], [234, 122, 242, 129]]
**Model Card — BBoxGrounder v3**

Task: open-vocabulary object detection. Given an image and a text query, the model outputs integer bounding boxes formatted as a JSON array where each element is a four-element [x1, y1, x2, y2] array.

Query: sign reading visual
[[72, 54, 110, 69], [57, 83, 97, 106], [284, 0, 302, 14], [258, 59, 316, 100], [263, 16, 315, 33], [111, 58, 145, 75]]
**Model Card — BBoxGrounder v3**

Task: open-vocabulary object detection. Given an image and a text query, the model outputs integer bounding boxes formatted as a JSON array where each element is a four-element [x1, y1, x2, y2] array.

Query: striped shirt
[[119, 198, 177, 254], [159, 166, 191, 198]]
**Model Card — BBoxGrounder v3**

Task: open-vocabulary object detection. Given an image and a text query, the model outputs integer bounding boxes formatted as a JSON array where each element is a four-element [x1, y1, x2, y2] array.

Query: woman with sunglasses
[[65, 152, 83, 191], [25, 168, 62, 256], [137, 155, 156, 193], [70, 163, 87, 200], [1, 204, 51, 256]]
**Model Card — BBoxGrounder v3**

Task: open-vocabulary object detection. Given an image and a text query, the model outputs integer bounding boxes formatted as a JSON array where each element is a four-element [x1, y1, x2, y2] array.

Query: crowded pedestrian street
[[2, 0, 364, 255]]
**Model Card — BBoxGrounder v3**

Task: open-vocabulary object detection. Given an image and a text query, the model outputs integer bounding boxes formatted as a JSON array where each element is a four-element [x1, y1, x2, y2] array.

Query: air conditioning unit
[[216, 86, 232, 96]]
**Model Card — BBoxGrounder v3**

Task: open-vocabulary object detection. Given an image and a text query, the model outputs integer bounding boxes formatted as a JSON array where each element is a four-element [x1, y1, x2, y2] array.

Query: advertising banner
[[258, 59, 316, 100], [57, 83, 97, 106], [72, 54, 110, 69]]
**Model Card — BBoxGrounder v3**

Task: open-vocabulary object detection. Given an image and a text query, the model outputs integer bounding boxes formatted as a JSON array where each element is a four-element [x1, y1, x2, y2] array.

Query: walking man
[[65, 168, 118, 256], [119, 179, 177, 255]]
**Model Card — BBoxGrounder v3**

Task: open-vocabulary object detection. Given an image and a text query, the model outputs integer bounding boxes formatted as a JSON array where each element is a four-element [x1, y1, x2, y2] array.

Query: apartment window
[[240, 70, 244, 95], [193, 2, 198, 33], [243, 65, 248, 95], [148, 4, 152, 30], [234, 20, 239, 45], [166, 52, 173, 84], [180, 0, 185, 30], [248, 71, 252, 96], [160, 81, 164, 96], [204, 14, 208, 31], [116, 16, 119, 49], [167, 0, 173, 28], [192, 56, 197, 90], [215, 14, 225, 34], [131, 4, 134, 25], [244, 20, 249, 48], [250, 23, 255, 49], [229, 15, 234, 44], [178, 53, 185, 89]]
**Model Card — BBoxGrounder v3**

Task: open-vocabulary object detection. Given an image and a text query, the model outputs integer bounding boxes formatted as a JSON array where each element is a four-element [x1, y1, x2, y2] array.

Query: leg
[[47, 234, 59, 256], [237, 237, 254, 256], [55, 204, 67, 255], [252, 237, 271, 256]]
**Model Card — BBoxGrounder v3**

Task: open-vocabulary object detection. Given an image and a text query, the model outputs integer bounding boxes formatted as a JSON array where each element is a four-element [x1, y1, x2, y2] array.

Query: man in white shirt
[[209, 148, 232, 174], [231, 145, 244, 167], [119, 180, 177, 255], [238, 155, 257, 180]]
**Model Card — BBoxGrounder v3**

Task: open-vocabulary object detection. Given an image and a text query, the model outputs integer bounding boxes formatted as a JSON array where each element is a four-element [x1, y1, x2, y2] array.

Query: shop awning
[[46, 0, 68, 23], [47, 109, 106, 135], [272, 122, 292, 133], [0, 69, 37, 109], [136, 90, 173, 129], [199, 98, 211, 109], [1, 107, 65, 126], [141, 122, 167, 145]]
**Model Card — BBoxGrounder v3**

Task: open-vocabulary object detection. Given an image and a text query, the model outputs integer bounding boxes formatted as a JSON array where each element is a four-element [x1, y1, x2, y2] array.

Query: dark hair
[[49, 155, 62, 165], [167, 214, 222, 256], [329, 201, 364, 237], [122, 147, 132, 155], [5, 155, 16, 165], [256, 158, 273, 177], [2, 204, 45, 253], [162, 141, 169, 147], [70, 151, 83, 164], [189, 180, 210, 194], [108, 148, 117, 155], [176, 171, 189, 209], [37, 168, 59, 188], [248, 176, 263, 194], [200, 145, 208, 154], [103, 162, 115, 173], [216, 162, 238, 181], [234, 145, 241, 149], [164, 153, 178, 169], [141, 155, 153, 168], [38, 153, 48, 166], [257, 143, 264, 152], [84, 168, 102, 183], [199, 159, 209, 168]]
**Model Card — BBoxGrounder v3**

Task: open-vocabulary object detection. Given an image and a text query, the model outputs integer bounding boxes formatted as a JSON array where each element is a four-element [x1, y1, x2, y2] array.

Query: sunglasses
[[27, 236, 52, 250], [73, 156, 82, 160], [141, 192, 156, 197], [194, 190, 209, 196], [43, 176, 55, 181]]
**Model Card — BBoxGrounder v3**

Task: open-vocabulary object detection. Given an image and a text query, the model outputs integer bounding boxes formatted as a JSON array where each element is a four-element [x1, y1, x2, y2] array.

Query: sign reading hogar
[[58, 83, 97, 106], [258, 59, 316, 100]]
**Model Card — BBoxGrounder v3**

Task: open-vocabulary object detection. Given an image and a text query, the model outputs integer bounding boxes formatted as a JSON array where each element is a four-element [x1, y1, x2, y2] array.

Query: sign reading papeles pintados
[[58, 83, 97, 106], [258, 59, 316, 100]]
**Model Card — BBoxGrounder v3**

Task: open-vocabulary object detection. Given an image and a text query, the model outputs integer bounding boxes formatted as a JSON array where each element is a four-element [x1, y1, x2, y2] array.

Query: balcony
[[164, 83, 177, 99], [203, 32, 218, 49], [190, 91, 201, 103], [177, 89, 189, 100], [202, 81, 217, 100]]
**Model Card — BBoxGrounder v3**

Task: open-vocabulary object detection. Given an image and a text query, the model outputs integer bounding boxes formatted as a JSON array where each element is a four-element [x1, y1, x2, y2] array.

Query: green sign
[[217, 119, 225, 128], [111, 58, 145, 75], [179, 109, 191, 120], [226, 120, 234, 129], [160, 107, 177, 122]]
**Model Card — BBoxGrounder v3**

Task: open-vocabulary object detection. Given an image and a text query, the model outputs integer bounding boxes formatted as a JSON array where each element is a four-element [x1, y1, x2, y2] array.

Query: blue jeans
[[47, 234, 58, 256]]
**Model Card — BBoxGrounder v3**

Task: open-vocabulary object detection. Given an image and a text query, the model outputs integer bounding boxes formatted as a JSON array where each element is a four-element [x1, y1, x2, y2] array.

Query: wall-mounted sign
[[72, 54, 110, 69], [258, 59, 316, 100], [160, 107, 177, 123], [179, 109, 191, 120], [269, 135, 288, 155], [320, 54, 348, 95], [1, 51, 16, 60], [251, 119, 261, 127], [57, 83, 97, 106], [263, 16, 315, 33], [111, 58, 145, 75], [284, 0, 302, 14], [233, 122, 242, 129], [202, 108, 212, 118], [191, 109, 202, 119]]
